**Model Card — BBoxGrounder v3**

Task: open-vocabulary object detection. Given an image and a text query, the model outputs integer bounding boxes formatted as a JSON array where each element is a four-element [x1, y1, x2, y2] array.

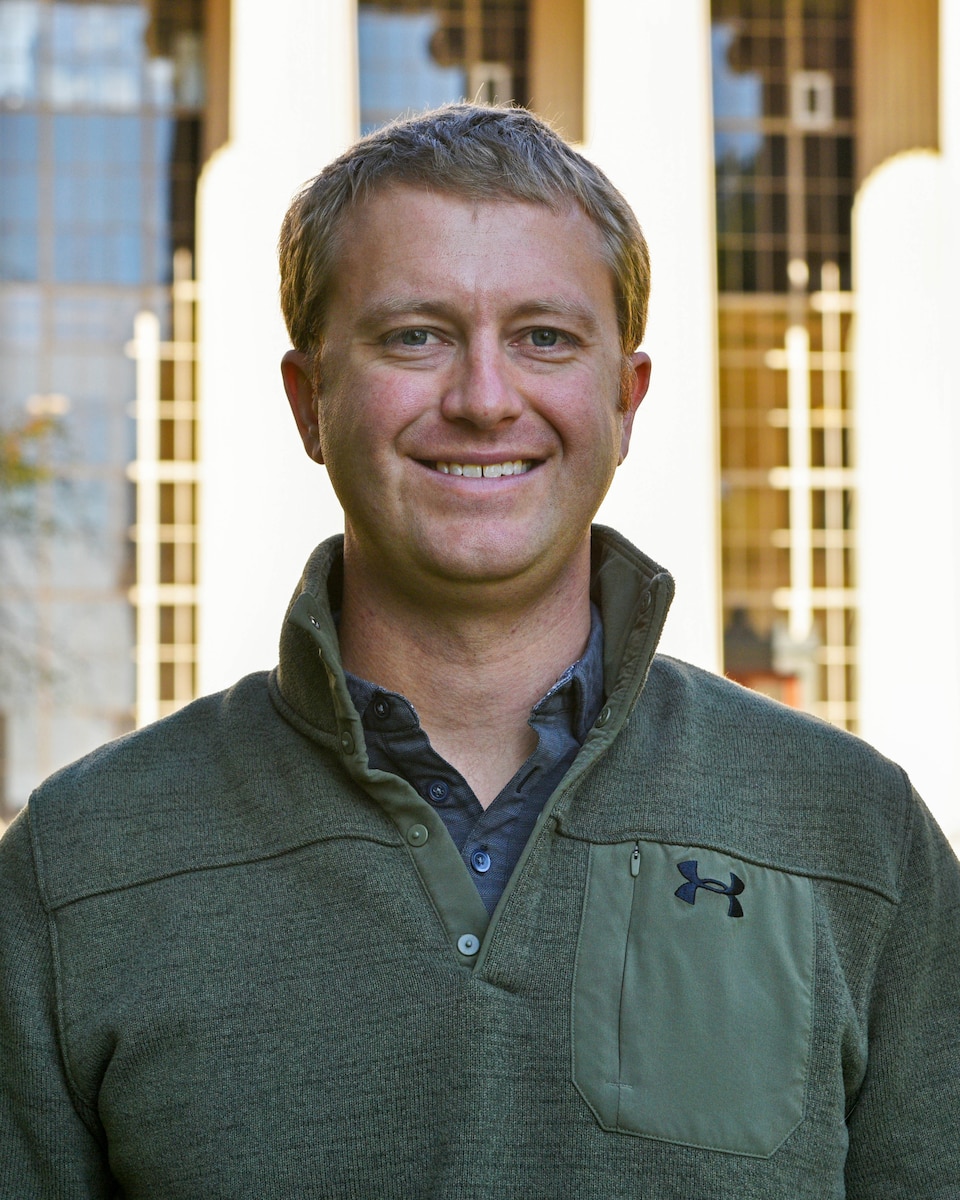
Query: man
[[1, 104, 958, 1198]]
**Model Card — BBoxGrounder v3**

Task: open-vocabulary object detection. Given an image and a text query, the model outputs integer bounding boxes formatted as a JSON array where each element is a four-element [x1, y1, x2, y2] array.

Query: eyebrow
[[508, 299, 604, 337], [356, 296, 605, 338], [355, 297, 457, 329]]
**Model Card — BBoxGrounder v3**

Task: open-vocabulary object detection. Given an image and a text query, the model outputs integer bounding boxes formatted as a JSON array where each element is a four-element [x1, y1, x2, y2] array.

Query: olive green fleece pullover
[[1, 527, 959, 1198]]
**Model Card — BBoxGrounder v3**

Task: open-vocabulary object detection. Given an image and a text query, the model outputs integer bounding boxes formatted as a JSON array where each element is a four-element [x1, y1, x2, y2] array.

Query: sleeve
[[0, 809, 115, 1199], [845, 790, 960, 1197]]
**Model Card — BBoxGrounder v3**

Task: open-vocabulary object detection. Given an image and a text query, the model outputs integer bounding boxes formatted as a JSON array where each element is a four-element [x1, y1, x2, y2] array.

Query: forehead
[[326, 185, 617, 324]]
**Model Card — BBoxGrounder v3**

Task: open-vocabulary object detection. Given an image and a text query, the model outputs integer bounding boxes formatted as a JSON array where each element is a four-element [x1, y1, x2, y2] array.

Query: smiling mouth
[[433, 460, 534, 478]]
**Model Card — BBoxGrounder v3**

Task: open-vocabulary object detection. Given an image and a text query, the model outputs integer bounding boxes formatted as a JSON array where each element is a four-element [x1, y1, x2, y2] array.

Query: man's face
[[283, 185, 650, 606]]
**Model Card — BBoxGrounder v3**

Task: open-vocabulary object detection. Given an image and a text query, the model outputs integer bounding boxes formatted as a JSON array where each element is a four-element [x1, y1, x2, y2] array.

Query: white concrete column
[[196, 0, 356, 693], [585, 0, 722, 672], [128, 311, 161, 727], [854, 146, 960, 844], [941, 0, 960, 840]]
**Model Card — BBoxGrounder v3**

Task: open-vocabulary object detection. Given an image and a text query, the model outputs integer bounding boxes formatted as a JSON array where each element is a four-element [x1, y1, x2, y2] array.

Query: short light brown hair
[[278, 103, 650, 360]]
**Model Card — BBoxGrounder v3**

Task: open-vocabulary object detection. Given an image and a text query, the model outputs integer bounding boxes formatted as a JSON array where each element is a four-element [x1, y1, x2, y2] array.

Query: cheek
[[313, 387, 361, 469], [315, 371, 414, 469]]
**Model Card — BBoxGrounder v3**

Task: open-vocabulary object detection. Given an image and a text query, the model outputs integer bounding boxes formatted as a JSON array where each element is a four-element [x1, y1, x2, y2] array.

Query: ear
[[281, 349, 325, 464], [618, 350, 651, 464]]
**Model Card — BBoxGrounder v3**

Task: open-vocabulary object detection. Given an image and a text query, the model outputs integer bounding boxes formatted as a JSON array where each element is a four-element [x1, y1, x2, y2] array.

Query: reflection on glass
[[715, 129, 763, 173], [712, 23, 762, 125], [359, 8, 467, 134], [49, 4, 149, 110], [0, 291, 41, 346], [0, 110, 38, 279], [0, 0, 40, 103], [46, 113, 174, 284]]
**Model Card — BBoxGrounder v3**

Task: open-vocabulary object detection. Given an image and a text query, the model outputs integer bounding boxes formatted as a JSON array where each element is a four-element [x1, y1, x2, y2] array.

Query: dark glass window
[[712, 0, 854, 294], [359, 1, 530, 133]]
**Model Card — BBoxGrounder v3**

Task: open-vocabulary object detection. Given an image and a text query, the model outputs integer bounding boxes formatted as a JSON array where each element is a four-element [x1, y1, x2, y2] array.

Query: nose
[[439, 340, 524, 429]]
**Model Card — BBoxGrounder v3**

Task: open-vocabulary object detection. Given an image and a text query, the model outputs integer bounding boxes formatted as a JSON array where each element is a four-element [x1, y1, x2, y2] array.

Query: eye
[[382, 326, 449, 357], [529, 328, 561, 348], [396, 328, 433, 346]]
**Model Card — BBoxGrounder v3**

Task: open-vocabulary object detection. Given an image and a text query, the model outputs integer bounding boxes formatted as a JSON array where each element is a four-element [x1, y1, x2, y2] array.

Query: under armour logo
[[675, 860, 745, 918]]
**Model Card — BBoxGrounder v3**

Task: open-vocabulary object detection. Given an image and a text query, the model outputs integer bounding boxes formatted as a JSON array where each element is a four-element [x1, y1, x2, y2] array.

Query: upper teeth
[[436, 461, 532, 478]]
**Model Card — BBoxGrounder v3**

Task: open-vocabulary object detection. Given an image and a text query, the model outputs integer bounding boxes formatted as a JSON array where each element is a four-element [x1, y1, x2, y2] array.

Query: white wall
[[586, 0, 722, 672], [197, 0, 357, 693], [854, 148, 960, 843]]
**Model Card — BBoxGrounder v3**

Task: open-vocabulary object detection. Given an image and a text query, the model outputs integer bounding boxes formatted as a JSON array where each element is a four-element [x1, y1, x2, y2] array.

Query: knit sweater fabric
[[1, 527, 959, 1198]]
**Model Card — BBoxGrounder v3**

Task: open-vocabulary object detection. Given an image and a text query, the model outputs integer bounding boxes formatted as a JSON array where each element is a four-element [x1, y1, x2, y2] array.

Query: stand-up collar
[[271, 525, 675, 748]]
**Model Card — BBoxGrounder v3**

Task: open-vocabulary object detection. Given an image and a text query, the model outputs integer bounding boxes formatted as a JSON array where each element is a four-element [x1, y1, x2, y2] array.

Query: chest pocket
[[572, 839, 813, 1157]]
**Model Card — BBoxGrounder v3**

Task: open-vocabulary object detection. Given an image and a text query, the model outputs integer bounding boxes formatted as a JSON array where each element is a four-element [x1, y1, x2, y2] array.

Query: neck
[[338, 547, 593, 806]]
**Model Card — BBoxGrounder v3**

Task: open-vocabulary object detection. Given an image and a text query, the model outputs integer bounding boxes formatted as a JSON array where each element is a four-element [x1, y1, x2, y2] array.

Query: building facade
[[0, 0, 206, 815], [2, 0, 958, 844]]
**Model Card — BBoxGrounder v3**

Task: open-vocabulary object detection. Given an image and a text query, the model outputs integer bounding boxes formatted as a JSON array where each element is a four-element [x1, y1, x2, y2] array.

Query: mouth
[[432, 459, 535, 478]]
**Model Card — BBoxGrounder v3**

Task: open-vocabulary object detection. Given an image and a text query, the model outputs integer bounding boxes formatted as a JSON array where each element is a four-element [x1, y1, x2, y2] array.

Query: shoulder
[[643, 652, 902, 780], [601, 654, 918, 894], [32, 672, 272, 805], [647, 653, 873, 736], [22, 672, 320, 909]]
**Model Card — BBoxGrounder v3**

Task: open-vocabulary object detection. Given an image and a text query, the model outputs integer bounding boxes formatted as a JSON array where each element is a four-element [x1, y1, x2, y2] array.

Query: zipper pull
[[630, 840, 641, 877]]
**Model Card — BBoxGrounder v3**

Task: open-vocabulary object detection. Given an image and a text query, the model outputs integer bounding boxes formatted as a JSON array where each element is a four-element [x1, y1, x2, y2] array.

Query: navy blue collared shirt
[[344, 608, 605, 913]]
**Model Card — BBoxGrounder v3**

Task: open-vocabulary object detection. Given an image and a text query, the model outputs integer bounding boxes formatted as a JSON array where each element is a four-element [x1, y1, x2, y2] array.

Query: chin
[[417, 534, 584, 593]]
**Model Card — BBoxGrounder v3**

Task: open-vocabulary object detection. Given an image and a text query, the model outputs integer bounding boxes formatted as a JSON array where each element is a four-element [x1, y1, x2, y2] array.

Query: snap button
[[407, 824, 428, 847], [457, 934, 480, 956], [339, 730, 355, 754], [427, 779, 449, 803], [309, 614, 320, 628], [595, 705, 612, 727], [373, 697, 390, 719], [470, 848, 491, 874]]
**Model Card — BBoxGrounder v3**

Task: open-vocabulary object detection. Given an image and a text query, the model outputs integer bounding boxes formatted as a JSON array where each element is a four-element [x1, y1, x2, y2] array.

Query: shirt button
[[407, 824, 429, 847], [427, 779, 449, 803], [457, 934, 480, 956], [339, 730, 355, 753], [373, 697, 390, 719], [470, 848, 491, 874]]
